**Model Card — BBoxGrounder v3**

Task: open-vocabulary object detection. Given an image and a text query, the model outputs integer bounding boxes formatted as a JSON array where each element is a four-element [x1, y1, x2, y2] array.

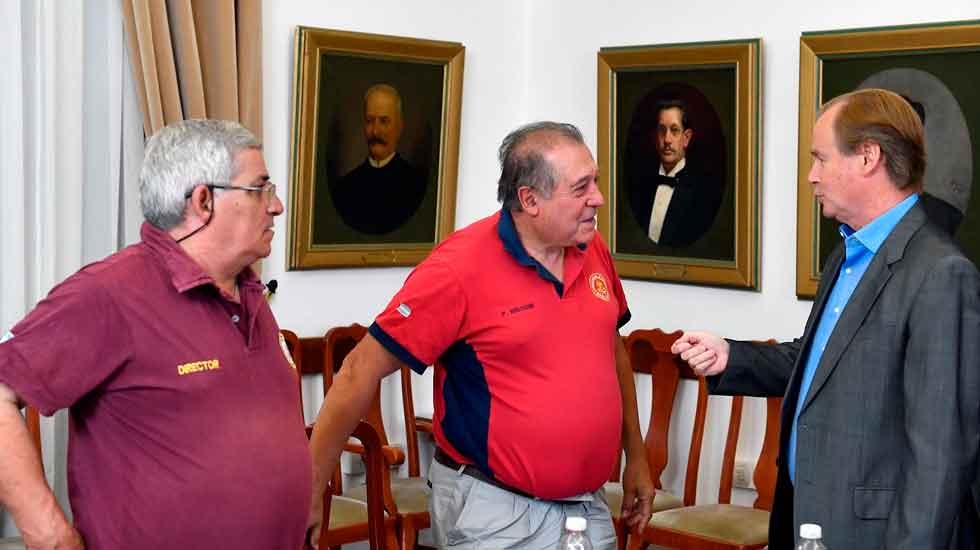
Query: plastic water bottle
[[796, 523, 827, 550], [558, 517, 592, 550]]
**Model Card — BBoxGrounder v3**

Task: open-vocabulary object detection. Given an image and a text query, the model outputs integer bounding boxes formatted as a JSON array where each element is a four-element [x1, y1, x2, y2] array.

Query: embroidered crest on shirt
[[176, 359, 220, 376], [589, 273, 611, 302], [279, 333, 298, 370], [397, 303, 412, 318]]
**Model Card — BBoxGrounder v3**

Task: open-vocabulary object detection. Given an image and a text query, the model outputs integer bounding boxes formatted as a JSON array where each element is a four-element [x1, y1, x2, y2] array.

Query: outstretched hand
[[670, 331, 730, 377]]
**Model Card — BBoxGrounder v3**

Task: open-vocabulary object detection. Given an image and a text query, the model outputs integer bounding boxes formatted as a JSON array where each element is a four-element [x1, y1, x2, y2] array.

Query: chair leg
[[385, 526, 400, 550], [400, 522, 417, 550], [614, 518, 628, 550]]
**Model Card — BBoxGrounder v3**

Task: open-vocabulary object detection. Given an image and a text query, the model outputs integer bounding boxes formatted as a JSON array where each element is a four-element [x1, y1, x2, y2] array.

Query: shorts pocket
[[447, 481, 532, 547]]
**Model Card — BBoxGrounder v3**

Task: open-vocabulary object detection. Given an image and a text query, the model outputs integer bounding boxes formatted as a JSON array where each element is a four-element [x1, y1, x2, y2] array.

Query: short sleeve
[[371, 259, 466, 374], [0, 273, 131, 415]]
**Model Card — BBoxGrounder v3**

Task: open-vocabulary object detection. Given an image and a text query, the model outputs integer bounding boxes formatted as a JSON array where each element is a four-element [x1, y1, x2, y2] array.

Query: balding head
[[496, 121, 586, 211]]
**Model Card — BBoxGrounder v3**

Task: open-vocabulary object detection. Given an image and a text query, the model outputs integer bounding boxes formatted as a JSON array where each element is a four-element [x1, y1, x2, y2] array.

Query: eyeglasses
[[175, 181, 278, 244], [184, 182, 277, 200]]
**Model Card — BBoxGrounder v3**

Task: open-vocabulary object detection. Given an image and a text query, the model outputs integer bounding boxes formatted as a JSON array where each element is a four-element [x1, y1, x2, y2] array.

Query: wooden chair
[[0, 406, 42, 550], [279, 329, 304, 418], [283, 329, 400, 550], [629, 392, 783, 550], [321, 324, 432, 550], [313, 420, 394, 550], [606, 329, 709, 550]]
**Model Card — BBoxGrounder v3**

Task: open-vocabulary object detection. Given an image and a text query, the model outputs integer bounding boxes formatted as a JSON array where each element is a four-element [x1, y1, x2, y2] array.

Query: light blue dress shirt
[[788, 194, 919, 483]]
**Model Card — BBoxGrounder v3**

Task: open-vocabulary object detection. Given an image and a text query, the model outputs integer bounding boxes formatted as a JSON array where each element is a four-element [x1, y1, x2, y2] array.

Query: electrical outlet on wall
[[733, 458, 755, 489]]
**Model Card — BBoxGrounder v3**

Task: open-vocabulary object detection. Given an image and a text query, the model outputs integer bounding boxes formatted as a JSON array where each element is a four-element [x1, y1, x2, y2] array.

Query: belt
[[433, 447, 581, 505]]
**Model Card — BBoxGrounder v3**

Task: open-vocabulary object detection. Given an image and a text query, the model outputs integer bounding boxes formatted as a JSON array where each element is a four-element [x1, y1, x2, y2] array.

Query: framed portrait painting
[[287, 27, 464, 269], [597, 39, 762, 289], [797, 20, 980, 297]]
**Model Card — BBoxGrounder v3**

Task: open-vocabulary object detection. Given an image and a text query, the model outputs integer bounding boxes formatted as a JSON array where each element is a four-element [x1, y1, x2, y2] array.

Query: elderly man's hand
[[671, 331, 730, 377], [620, 454, 655, 534], [22, 519, 84, 550], [306, 484, 325, 549]]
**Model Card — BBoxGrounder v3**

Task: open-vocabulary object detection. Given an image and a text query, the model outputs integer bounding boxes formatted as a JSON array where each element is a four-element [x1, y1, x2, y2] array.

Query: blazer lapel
[[799, 203, 927, 412]]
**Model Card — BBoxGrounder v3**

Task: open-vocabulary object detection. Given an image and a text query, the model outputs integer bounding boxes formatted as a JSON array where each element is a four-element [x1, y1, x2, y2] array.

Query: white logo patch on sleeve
[[397, 303, 412, 318], [0, 331, 13, 344]]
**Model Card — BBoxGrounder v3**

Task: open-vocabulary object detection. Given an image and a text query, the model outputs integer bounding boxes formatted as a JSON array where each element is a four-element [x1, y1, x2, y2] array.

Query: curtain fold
[[0, 0, 143, 537], [121, 0, 262, 138]]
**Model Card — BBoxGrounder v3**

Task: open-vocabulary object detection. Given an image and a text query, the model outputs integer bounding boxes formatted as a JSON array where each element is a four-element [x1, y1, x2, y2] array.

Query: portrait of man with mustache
[[639, 98, 722, 248], [330, 83, 428, 235]]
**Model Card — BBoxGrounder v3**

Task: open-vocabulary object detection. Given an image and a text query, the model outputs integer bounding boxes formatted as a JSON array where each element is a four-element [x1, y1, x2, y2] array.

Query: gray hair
[[140, 119, 261, 230], [496, 121, 585, 211], [364, 83, 403, 118]]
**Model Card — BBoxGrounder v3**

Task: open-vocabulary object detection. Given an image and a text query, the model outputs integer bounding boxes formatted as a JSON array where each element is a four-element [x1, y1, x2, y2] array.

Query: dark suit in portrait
[[330, 153, 427, 235], [627, 163, 722, 248], [711, 201, 980, 549]]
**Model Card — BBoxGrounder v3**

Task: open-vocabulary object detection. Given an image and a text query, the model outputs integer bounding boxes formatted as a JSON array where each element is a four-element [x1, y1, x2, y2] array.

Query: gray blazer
[[711, 203, 980, 549]]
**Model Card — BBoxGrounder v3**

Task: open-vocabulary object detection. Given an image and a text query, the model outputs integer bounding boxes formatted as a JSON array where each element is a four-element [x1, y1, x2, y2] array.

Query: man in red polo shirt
[[0, 120, 311, 549], [308, 122, 654, 548]]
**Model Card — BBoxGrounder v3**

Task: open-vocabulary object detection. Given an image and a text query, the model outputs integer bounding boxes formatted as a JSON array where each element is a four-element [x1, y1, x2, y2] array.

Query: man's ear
[[683, 128, 694, 147], [857, 141, 882, 175], [517, 186, 538, 215], [185, 185, 213, 223]]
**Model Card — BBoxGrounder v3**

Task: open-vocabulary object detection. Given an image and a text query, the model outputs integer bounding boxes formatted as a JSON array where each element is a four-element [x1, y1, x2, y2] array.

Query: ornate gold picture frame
[[597, 39, 762, 289], [287, 27, 464, 269], [796, 20, 980, 298]]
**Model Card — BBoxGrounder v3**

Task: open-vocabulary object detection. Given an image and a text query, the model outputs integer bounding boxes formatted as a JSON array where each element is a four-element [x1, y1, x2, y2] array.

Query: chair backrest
[[715, 393, 783, 510], [25, 406, 41, 457], [400, 366, 429, 478], [279, 329, 303, 417], [623, 328, 708, 506], [348, 420, 390, 550], [322, 324, 391, 445]]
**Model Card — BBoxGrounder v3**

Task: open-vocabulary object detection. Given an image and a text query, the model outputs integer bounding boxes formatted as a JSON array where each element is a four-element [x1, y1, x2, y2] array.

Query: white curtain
[[0, 0, 143, 536]]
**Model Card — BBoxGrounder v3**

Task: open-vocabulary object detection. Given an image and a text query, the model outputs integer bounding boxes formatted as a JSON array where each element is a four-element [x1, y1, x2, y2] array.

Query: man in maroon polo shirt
[[307, 122, 654, 549], [0, 120, 311, 549]]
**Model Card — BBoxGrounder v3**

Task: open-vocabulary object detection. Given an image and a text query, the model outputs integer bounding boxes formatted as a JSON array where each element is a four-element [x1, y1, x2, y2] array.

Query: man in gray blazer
[[672, 88, 980, 549]]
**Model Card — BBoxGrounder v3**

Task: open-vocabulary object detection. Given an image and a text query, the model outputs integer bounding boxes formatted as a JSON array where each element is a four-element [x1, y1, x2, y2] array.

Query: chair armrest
[[343, 442, 406, 467], [414, 416, 433, 435]]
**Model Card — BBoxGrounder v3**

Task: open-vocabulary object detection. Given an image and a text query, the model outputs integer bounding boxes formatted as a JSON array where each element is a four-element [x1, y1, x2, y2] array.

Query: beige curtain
[[120, 0, 262, 138]]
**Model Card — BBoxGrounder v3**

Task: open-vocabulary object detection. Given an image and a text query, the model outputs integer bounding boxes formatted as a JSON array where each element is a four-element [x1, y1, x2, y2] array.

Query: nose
[[268, 193, 284, 216], [587, 184, 605, 208], [807, 161, 819, 185]]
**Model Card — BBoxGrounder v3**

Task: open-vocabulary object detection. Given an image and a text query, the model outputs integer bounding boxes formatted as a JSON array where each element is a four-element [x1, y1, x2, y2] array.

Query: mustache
[[368, 137, 387, 146]]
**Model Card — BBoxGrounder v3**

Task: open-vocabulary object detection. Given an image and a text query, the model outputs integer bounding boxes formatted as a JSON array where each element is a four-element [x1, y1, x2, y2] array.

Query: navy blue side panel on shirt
[[439, 339, 493, 476], [369, 322, 427, 374], [618, 309, 632, 329]]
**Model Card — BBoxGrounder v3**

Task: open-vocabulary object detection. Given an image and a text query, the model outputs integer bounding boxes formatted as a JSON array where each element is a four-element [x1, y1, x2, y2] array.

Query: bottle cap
[[800, 523, 822, 539], [565, 516, 587, 532]]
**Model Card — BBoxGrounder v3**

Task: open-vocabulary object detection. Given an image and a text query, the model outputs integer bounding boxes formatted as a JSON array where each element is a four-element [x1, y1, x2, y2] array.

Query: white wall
[[262, 0, 980, 520]]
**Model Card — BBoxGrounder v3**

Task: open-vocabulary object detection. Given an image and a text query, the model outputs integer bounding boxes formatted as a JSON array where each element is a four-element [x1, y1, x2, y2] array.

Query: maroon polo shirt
[[0, 223, 311, 550]]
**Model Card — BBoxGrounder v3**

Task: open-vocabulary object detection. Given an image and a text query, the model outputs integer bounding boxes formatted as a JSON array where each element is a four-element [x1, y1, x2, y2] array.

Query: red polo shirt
[[0, 223, 310, 550], [372, 209, 629, 499]]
